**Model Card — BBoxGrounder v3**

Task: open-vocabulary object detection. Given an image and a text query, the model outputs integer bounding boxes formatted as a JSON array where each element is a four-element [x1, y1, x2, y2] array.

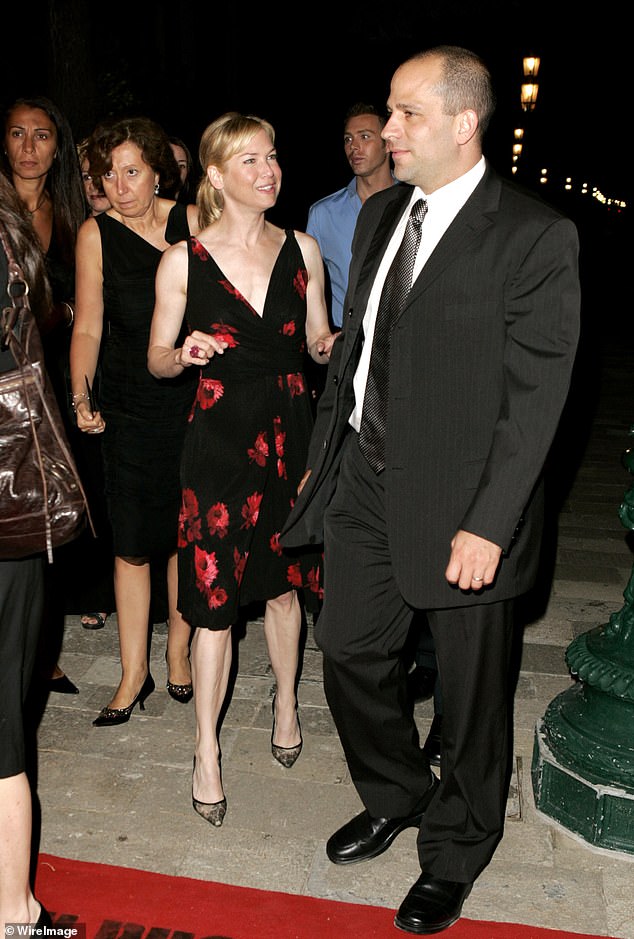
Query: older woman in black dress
[[70, 117, 199, 725]]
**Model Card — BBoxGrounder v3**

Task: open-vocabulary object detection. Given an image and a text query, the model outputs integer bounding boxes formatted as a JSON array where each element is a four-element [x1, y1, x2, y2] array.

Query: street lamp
[[523, 56, 541, 77], [521, 55, 540, 111], [521, 82, 539, 111]]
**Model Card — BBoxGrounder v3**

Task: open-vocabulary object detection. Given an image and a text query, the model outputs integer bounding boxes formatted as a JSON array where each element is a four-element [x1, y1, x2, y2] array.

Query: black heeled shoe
[[47, 673, 79, 695], [93, 673, 155, 726], [271, 694, 303, 768], [192, 757, 226, 827], [167, 679, 193, 703], [165, 651, 193, 703]]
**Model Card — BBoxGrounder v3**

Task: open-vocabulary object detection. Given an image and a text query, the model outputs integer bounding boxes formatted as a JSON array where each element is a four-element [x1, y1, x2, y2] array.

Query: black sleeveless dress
[[177, 231, 323, 629], [97, 204, 197, 557]]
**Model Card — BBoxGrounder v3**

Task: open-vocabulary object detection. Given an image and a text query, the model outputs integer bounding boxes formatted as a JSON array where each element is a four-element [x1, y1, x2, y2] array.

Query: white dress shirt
[[351, 156, 487, 431]]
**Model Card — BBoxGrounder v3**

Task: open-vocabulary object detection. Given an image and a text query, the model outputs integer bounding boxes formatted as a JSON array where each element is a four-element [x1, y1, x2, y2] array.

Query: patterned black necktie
[[359, 198, 428, 473]]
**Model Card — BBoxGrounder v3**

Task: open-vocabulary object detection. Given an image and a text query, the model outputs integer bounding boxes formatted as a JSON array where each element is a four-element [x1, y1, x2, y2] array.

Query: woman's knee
[[266, 590, 297, 616]]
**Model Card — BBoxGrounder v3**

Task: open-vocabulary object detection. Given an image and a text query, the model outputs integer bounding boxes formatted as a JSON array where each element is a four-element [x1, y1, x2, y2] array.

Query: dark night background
[[4, 1, 630, 341]]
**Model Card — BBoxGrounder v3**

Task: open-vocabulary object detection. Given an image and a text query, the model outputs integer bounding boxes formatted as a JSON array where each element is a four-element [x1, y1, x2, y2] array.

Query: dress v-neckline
[[193, 231, 290, 319], [105, 210, 170, 254]]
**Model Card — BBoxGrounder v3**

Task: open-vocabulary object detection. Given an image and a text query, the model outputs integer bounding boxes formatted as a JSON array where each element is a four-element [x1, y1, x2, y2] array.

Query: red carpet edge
[[36, 853, 613, 939]]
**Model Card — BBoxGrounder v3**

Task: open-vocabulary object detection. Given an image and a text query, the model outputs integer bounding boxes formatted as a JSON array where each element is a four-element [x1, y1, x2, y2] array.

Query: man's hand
[[445, 529, 503, 591]]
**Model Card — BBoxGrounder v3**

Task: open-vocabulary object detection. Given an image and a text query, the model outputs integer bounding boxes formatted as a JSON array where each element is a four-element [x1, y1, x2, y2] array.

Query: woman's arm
[[70, 218, 105, 432], [148, 241, 229, 378], [148, 242, 190, 378], [296, 231, 338, 363]]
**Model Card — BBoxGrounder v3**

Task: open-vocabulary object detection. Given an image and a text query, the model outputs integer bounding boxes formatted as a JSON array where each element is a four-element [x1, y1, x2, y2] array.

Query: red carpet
[[36, 853, 611, 939]]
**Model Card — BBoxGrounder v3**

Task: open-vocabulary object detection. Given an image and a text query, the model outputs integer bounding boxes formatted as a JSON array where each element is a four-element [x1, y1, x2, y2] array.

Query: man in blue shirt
[[306, 103, 394, 329]]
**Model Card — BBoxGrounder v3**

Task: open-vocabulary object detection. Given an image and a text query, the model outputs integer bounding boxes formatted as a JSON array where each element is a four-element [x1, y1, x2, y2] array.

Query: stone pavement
[[35, 336, 634, 938]]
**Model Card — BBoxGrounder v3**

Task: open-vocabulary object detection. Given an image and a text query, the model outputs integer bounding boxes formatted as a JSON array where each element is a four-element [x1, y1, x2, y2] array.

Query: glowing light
[[521, 83, 539, 111], [523, 56, 541, 77]]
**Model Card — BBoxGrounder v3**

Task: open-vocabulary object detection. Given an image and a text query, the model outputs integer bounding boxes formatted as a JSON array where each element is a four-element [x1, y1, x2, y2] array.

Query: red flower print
[[286, 373, 306, 397], [241, 491, 262, 529], [233, 546, 248, 585], [219, 280, 243, 301], [194, 546, 229, 610], [207, 502, 229, 539], [273, 417, 285, 457], [219, 280, 254, 313], [306, 566, 323, 599], [195, 545, 219, 589], [287, 562, 302, 588], [281, 320, 296, 336], [293, 268, 308, 300], [273, 418, 287, 479], [210, 322, 240, 348], [208, 586, 228, 609], [197, 378, 224, 409], [191, 238, 209, 261], [270, 532, 282, 556], [179, 489, 202, 546], [247, 430, 269, 467]]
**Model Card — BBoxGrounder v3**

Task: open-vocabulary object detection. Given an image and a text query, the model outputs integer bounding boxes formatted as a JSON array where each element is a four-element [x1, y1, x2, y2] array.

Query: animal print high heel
[[192, 757, 226, 827], [271, 694, 303, 768]]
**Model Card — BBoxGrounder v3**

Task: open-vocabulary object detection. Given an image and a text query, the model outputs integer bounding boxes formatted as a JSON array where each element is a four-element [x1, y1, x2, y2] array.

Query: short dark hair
[[87, 116, 179, 196], [344, 102, 387, 130]]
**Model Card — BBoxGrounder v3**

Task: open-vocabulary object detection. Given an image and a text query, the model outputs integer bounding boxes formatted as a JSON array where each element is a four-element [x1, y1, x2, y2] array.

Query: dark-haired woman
[[2, 95, 87, 694], [70, 117, 200, 725], [0, 171, 53, 930]]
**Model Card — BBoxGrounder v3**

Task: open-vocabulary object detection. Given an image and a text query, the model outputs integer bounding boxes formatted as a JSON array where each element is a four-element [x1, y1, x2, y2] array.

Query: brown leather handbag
[[0, 220, 93, 562]]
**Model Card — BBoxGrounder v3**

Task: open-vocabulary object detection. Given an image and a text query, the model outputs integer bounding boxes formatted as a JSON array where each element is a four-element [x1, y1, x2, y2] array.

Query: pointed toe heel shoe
[[93, 673, 155, 727], [271, 694, 303, 768]]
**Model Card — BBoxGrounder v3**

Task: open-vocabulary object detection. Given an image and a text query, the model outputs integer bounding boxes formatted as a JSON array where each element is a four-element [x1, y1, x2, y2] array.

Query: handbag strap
[[0, 220, 27, 347], [0, 219, 95, 560]]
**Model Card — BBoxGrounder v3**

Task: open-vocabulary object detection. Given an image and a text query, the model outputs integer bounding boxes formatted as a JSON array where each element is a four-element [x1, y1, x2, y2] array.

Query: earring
[[154, 183, 159, 195]]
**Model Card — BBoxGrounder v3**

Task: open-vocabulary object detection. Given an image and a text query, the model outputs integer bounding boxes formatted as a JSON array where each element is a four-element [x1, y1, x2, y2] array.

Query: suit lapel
[[400, 169, 502, 315], [339, 186, 411, 365]]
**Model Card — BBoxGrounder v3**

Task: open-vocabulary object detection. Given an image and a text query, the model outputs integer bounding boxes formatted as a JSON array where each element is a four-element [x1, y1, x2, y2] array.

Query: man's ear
[[456, 109, 479, 145]]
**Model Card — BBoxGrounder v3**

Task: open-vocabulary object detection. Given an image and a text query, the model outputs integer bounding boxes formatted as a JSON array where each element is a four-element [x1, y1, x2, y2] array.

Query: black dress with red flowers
[[177, 231, 323, 629]]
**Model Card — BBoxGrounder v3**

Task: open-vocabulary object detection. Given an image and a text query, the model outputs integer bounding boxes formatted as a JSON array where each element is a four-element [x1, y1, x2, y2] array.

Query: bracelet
[[71, 392, 88, 413], [62, 301, 74, 326]]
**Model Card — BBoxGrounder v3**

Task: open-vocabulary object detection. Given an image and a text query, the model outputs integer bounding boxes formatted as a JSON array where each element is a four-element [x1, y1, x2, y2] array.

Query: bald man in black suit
[[282, 45, 580, 935]]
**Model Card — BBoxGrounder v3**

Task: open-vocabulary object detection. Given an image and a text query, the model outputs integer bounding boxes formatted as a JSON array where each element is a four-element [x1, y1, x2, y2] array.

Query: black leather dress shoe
[[394, 873, 472, 934], [421, 714, 442, 767], [407, 665, 437, 703], [326, 775, 439, 865]]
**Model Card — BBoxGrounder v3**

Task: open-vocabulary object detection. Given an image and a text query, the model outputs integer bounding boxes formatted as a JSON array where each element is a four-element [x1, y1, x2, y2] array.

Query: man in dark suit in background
[[282, 45, 580, 934]]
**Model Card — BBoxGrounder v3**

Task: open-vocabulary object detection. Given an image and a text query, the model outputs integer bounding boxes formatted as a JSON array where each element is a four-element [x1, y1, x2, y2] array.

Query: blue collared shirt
[[306, 178, 361, 328]]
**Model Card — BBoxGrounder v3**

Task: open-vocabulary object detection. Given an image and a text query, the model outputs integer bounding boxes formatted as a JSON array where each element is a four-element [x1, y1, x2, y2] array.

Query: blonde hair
[[197, 112, 276, 228]]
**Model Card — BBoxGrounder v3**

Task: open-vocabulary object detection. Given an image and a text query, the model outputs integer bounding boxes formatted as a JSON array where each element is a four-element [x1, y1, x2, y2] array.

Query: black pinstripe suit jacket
[[282, 164, 581, 608]]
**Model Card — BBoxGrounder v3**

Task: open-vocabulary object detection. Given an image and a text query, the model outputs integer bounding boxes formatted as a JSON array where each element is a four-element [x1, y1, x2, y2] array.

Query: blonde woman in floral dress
[[148, 113, 336, 825]]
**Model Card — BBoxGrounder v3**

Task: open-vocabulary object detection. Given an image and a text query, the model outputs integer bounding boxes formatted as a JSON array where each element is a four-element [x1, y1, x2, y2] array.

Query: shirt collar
[[409, 155, 486, 214]]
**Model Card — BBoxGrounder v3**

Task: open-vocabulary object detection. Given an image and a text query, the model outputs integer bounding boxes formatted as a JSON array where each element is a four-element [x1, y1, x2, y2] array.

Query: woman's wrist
[[71, 391, 88, 413]]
